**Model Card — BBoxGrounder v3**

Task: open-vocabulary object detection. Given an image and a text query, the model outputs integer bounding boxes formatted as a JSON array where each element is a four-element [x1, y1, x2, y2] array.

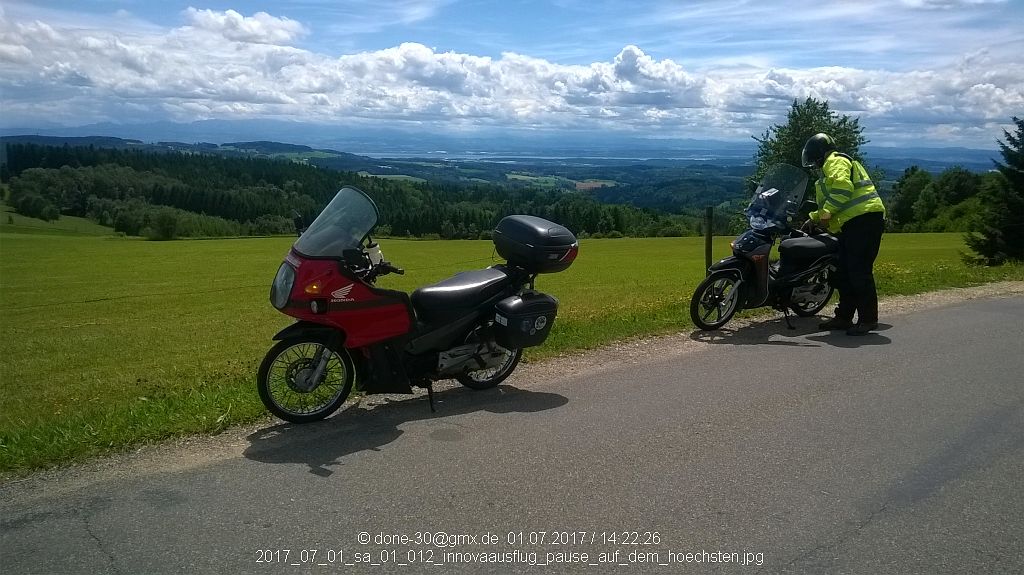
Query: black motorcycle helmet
[[801, 133, 836, 168]]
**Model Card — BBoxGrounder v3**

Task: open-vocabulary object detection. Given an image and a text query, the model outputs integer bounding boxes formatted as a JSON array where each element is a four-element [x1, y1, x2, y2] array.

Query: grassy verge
[[1, 232, 1021, 474]]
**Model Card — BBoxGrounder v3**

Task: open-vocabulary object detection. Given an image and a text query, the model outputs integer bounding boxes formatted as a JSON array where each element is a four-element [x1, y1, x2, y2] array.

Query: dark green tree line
[[888, 164, 1005, 234], [3, 143, 698, 239]]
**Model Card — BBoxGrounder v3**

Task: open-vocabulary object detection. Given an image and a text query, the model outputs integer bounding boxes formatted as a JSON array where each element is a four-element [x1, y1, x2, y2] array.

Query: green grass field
[[506, 172, 572, 188], [1, 225, 1022, 474], [356, 172, 428, 183], [0, 202, 115, 237]]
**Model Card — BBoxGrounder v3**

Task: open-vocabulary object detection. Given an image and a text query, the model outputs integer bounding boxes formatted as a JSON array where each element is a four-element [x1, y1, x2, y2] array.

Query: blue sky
[[1, 0, 1022, 147]]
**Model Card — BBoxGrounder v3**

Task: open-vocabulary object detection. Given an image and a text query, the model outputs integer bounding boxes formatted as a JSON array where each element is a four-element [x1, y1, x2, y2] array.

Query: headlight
[[270, 263, 296, 309]]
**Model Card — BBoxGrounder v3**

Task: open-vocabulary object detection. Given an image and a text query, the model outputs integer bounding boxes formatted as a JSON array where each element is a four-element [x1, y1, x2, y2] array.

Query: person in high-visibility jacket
[[802, 133, 886, 336]]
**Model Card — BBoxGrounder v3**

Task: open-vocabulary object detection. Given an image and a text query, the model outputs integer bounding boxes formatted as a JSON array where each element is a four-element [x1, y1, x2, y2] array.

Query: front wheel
[[690, 272, 742, 330], [257, 336, 354, 423]]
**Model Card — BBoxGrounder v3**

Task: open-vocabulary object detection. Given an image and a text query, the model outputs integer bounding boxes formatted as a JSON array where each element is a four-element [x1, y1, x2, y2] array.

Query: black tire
[[690, 272, 742, 330], [791, 269, 835, 317], [256, 336, 354, 423], [454, 327, 523, 390]]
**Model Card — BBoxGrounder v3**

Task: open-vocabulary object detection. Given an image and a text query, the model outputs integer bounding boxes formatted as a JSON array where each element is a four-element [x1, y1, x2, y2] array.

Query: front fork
[[295, 346, 331, 392], [311, 347, 331, 383]]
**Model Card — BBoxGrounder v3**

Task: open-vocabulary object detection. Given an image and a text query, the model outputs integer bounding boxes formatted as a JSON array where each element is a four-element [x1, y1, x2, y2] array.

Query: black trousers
[[835, 211, 885, 323]]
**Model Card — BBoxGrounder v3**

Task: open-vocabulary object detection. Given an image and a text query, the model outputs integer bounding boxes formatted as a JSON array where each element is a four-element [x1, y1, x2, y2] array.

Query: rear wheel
[[790, 268, 834, 317], [690, 272, 742, 330], [455, 327, 522, 390], [257, 336, 354, 423]]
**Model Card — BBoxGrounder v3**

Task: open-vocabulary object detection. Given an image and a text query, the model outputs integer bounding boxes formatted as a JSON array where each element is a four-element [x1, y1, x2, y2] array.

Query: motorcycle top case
[[493, 292, 558, 349], [493, 215, 578, 274]]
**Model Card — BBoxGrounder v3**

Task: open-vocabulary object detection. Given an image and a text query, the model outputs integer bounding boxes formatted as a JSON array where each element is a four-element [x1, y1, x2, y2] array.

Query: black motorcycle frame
[[690, 164, 838, 331]]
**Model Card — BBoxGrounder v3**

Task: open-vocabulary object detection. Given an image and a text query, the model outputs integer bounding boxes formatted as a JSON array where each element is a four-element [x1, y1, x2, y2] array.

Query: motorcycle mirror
[[292, 211, 308, 236], [342, 248, 365, 265]]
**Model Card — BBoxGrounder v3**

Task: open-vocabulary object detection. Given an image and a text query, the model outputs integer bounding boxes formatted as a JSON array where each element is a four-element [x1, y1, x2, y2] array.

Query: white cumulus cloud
[[183, 7, 307, 45], [0, 5, 1020, 147]]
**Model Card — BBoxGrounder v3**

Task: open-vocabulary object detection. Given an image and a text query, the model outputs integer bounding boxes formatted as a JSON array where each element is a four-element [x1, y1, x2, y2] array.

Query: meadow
[[1, 221, 1022, 474]]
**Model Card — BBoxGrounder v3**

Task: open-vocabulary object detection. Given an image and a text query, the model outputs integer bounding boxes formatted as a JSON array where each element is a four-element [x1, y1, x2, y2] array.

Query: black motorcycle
[[690, 164, 838, 331]]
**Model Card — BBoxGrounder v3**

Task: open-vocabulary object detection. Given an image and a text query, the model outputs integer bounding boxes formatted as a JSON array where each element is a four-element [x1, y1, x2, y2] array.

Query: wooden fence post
[[704, 206, 713, 275]]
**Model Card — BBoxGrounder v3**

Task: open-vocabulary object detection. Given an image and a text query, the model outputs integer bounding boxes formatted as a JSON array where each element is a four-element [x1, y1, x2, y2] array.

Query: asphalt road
[[2, 296, 1023, 574]]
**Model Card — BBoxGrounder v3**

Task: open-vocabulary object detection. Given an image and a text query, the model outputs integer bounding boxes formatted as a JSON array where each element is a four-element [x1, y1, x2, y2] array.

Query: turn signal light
[[304, 281, 323, 295]]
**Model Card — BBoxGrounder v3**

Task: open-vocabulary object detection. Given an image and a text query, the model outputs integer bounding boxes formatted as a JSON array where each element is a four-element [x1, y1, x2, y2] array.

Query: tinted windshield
[[293, 187, 378, 258], [746, 164, 809, 231]]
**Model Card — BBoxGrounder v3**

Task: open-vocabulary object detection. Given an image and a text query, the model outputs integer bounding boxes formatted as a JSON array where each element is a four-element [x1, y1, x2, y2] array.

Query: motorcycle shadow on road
[[689, 316, 893, 348], [242, 385, 568, 477]]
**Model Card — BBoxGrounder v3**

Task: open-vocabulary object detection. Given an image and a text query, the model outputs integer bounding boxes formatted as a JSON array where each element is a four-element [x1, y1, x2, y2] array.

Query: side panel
[[328, 293, 413, 348], [776, 255, 838, 288], [406, 311, 480, 356]]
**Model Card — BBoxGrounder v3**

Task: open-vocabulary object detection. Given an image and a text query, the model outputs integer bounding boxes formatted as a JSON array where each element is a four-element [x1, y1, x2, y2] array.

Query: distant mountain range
[[0, 121, 999, 173], [0, 119, 752, 159]]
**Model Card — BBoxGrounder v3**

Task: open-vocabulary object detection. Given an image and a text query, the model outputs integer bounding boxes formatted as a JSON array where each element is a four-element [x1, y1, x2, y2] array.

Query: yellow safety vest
[[809, 152, 886, 233]]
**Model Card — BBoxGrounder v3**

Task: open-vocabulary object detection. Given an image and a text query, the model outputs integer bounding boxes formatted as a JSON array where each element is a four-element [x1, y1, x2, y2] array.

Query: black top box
[[493, 215, 578, 274]]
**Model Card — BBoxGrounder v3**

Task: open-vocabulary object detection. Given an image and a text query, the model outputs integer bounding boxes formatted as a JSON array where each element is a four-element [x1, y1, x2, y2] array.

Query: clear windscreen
[[293, 187, 378, 258], [746, 164, 809, 231]]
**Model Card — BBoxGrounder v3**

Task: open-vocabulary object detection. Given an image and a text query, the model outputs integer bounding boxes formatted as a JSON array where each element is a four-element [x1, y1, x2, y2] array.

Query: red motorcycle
[[257, 186, 578, 423]]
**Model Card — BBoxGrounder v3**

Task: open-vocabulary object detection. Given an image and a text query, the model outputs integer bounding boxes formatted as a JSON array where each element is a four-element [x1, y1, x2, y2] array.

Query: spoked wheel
[[790, 268, 835, 317], [455, 327, 522, 390], [690, 272, 743, 330], [257, 336, 354, 423]]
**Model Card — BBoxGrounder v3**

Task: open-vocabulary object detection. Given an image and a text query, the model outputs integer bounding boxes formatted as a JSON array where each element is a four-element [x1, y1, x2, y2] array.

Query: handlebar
[[361, 260, 404, 284], [799, 219, 827, 235], [347, 242, 404, 283], [379, 262, 405, 276]]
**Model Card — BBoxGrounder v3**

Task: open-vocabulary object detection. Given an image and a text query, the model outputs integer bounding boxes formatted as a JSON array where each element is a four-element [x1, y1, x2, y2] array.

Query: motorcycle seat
[[411, 267, 512, 323], [779, 233, 838, 261]]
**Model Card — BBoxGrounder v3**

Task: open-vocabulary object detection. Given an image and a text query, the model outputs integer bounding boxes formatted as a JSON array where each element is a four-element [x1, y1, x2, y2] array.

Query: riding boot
[[819, 315, 854, 330]]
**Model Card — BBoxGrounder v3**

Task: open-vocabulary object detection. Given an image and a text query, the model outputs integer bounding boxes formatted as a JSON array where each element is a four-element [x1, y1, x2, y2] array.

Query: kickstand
[[426, 382, 436, 413], [783, 307, 796, 330]]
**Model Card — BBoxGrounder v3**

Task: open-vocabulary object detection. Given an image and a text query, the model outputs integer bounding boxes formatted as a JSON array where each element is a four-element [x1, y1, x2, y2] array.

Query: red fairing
[[283, 252, 412, 348]]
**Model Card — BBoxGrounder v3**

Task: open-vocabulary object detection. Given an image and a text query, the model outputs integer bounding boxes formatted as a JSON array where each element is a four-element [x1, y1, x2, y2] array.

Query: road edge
[[3, 281, 1022, 495]]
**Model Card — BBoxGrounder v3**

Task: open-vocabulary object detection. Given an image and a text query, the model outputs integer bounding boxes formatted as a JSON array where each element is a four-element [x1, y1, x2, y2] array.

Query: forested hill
[[3, 135, 999, 241], [1, 141, 713, 240]]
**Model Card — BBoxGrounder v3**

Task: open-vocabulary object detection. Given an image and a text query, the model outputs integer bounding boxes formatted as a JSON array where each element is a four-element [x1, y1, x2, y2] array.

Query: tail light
[[559, 243, 579, 264]]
